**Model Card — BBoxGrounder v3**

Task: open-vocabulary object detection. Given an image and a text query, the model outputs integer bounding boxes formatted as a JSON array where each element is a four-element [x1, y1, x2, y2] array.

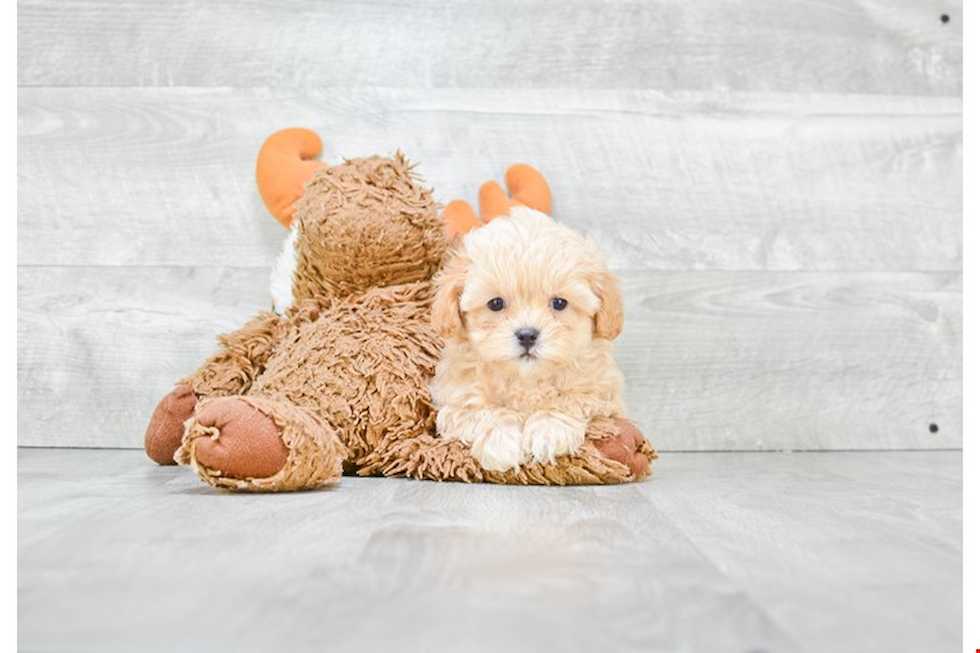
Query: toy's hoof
[[594, 419, 653, 477], [192, 398, 289, 479], [145, 384, 197, 465]]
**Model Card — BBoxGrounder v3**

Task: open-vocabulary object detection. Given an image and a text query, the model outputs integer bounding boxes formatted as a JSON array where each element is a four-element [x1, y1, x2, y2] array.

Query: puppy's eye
[[550, 297, 568, 311], [487, 297, 506, 311]]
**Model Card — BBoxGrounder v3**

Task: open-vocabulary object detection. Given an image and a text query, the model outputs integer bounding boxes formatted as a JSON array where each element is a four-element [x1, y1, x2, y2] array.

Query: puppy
[[431, 206, 627, 472]]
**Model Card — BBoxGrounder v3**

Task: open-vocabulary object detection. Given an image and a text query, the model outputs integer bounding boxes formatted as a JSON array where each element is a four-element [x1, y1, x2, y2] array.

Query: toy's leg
[[482, 417, 656, 485], [360, 432, 486, 483], [176, 395, 348, 492], [144, 384, 197, 465], [183, 397, 289, 479], [366, 417, 655, 485], [587, 418, 656, 478], [143, 311, 282, 465], [589, 417, 657, 478], [180, 311, 283, 398]]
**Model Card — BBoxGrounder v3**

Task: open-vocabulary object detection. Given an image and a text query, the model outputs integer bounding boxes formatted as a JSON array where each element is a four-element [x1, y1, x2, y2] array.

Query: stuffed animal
[[143, 129, 657, 491]]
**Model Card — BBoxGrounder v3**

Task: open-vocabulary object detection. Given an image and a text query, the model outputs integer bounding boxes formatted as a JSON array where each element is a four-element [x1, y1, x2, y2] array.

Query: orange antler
[[256, 128, 327, 228], [444, 164, 552, 237]]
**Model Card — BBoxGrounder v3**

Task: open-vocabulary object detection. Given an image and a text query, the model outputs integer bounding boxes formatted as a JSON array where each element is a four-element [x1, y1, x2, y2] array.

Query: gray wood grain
[[15, 0, 963, 457], [18, 448, 962, 653], [18, 266, 961, 451], [18, 88, 962, 270], [18, 266, 267, 450], [647, 450, 962, 652], [17, 0, 962, 94], [620, 270, 962, 451]]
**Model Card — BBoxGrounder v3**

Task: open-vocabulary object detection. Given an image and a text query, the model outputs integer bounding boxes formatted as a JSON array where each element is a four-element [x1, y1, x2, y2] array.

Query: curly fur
[[431, 207, 628, 472]]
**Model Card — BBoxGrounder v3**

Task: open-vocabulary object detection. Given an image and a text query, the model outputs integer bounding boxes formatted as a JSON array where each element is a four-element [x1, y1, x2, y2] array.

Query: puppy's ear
[[592, 270, 624, 340], [432, 251, 470, 338]]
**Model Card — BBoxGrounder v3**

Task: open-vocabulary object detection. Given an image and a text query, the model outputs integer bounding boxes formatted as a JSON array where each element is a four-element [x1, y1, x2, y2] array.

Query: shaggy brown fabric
[[157, 154, 657, 492], [291, 154, 447, 302], [182, 312, 283, 398], [366, 417, 656, 485]]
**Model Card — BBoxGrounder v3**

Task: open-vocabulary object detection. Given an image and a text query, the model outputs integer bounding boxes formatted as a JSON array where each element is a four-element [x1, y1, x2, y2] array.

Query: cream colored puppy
[[431, 206, 627, 472]]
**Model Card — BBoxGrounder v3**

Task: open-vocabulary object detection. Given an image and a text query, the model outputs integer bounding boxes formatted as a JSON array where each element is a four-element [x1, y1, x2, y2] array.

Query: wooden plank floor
[[18, 448, 962, 652]]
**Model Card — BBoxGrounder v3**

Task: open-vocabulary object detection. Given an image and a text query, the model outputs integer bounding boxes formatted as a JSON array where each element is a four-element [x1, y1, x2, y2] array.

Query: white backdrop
[[17, 0, 962, 451]]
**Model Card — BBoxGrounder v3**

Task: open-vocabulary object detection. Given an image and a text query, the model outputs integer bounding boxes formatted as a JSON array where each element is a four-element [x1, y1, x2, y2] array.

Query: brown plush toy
[[143, 128, 656, 491]]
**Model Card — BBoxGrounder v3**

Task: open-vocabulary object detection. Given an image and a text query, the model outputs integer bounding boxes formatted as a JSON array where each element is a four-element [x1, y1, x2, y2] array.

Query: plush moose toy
[[143, 128, 656, 491]]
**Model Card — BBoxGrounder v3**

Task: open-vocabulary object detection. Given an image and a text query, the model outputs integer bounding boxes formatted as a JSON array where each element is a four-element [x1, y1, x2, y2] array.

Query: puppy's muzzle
[[515, 327, 539, 352]]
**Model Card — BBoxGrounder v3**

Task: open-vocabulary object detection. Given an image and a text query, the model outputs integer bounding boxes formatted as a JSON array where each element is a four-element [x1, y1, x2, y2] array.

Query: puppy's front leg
[[437, 406, 525, 472], [523, 412, 588, 465]]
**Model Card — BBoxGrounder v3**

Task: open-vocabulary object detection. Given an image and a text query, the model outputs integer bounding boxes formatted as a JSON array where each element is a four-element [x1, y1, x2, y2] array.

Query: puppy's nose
[[515, 327, 539, 349]]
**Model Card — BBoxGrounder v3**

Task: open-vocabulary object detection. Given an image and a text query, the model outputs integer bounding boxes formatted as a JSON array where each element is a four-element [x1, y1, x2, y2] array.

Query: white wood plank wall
[[17, 0, 962, 451]]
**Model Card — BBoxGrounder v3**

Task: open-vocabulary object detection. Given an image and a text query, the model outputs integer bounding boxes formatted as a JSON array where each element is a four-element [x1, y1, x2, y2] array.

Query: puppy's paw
[[524, 413, 587, 465], [471, 420, 525, 472], [436, 406, 487, 446]]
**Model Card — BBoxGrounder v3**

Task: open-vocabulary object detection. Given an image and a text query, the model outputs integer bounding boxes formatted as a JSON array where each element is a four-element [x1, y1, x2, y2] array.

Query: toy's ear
[[431, 251, 470, 338], [256, 128, 327, 228], [592, 270, 624, 340]]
